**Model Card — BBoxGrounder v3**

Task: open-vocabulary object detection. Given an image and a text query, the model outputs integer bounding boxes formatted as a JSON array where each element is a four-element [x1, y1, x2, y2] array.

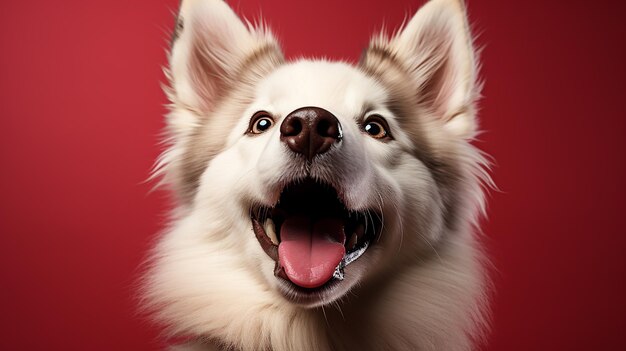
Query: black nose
[[280, 107, 342, 161]]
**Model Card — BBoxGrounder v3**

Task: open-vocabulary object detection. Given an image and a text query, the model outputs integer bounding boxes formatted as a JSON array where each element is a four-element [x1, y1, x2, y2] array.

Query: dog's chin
[[273, 260, 369, 308], [251, 177, 382, 308]]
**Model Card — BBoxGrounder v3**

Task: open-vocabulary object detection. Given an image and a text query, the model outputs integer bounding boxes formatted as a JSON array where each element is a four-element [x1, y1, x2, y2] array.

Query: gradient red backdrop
[[1, 0, 624, 350]]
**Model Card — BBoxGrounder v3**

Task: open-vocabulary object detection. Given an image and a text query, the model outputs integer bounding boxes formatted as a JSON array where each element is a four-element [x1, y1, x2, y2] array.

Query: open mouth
[[251, 178, 381, 292]]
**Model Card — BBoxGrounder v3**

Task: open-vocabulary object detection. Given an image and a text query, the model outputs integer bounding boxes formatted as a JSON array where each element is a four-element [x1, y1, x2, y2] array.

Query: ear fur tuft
[[167, 0, 283, 114], [362, 0, 480, 139]]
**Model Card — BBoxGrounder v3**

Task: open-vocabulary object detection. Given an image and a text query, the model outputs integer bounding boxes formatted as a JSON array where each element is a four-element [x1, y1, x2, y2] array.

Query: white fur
[[143, 0, 492, 350]]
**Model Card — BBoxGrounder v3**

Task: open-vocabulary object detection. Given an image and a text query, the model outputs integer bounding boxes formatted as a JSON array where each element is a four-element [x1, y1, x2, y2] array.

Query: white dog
[[143, 0, 492, 350]]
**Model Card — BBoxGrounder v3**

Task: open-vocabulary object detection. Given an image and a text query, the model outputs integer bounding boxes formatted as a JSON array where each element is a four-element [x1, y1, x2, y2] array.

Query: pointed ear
[[363, 0, 479, 139], [168, 0, 283, 114]]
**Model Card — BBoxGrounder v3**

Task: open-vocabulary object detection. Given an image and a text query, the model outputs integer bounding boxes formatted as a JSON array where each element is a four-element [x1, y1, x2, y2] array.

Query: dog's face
[[213, 61, 417, 306], [150, 0, 485, 312]]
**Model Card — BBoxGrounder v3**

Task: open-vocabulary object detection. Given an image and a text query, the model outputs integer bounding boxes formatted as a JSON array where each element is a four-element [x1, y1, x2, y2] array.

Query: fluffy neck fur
[[151, 208, 488, 351]]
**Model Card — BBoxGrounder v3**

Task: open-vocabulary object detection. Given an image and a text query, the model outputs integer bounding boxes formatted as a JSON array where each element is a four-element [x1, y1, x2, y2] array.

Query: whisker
[[388, 195, 405, 253], [321, 303, 330, 327], [333, 301, 345, 322], [375, 191, 385, 243]]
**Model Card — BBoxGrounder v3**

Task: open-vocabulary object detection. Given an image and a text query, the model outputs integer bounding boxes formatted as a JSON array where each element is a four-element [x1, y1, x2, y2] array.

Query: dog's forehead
[[255, 60, 387, 118]]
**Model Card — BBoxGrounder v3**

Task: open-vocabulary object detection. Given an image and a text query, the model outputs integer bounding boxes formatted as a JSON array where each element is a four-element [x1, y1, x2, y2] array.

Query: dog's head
[[149, 0, 488, 314]]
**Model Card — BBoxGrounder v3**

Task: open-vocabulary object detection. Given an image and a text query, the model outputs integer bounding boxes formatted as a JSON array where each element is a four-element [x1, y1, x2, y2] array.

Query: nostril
[[316, 118, 341, 140], [282, 117, 303, 136], [317, 119, 331, 137]]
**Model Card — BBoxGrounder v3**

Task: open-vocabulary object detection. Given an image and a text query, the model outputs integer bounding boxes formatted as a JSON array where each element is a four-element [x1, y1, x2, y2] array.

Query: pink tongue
[[278, 216, 346, 288]]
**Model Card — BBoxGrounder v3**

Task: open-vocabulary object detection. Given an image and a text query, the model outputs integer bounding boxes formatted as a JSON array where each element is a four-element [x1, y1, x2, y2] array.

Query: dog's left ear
[[361, 0, 479, 139]]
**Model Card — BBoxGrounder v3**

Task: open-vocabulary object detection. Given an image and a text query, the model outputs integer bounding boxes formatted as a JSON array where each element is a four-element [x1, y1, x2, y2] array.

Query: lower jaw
[[275, 275, 343, 307]]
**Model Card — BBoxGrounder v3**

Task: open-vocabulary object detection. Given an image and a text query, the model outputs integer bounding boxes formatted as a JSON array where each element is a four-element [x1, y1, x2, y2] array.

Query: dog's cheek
[[241, 228, 279, 288], [254, 136, 308, 194], [356, 146, 445, 268], [393, 153, 446, 253], [210, 135, 279, 204], [193, 148, 258, 222]]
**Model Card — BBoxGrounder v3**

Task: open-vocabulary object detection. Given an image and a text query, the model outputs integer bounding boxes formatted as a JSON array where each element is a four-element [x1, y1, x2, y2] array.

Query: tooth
[[347, 233, 357, 250], [264, 218, 278, 245], [355, 223, 365, 240], [333, 265, 344, 281]]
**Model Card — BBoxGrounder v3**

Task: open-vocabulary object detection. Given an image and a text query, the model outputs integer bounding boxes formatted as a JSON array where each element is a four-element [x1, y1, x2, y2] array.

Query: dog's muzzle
[[250, 107, 380, 293]]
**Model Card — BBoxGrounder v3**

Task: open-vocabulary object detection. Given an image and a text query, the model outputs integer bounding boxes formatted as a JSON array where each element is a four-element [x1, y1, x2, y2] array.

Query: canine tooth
[[355, 223, 365, 240], [347, 233, 358, 249], [333, 265, 344, 281], [264, 218, 278, 245]]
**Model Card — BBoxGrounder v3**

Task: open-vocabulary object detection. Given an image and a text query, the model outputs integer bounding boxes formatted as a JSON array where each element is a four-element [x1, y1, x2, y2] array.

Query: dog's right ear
[[167, 0, 283, 115]]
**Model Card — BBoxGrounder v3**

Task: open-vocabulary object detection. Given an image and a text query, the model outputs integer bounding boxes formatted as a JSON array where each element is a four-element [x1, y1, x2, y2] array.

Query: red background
[[1, 0, 624, 350]]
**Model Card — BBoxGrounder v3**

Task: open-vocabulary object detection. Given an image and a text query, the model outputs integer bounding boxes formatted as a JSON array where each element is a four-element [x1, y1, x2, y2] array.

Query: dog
[[142, 0, 492, 349]]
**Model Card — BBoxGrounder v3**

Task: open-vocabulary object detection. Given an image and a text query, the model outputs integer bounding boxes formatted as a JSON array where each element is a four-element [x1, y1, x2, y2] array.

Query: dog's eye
[[363, 115, 391, 140], [248, 111, 274, 134]]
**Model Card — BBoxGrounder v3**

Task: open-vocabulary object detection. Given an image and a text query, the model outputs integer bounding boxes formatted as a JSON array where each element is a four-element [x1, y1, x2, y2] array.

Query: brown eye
[[363, 115, 391, 140], [248, 111, 274, 134]]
